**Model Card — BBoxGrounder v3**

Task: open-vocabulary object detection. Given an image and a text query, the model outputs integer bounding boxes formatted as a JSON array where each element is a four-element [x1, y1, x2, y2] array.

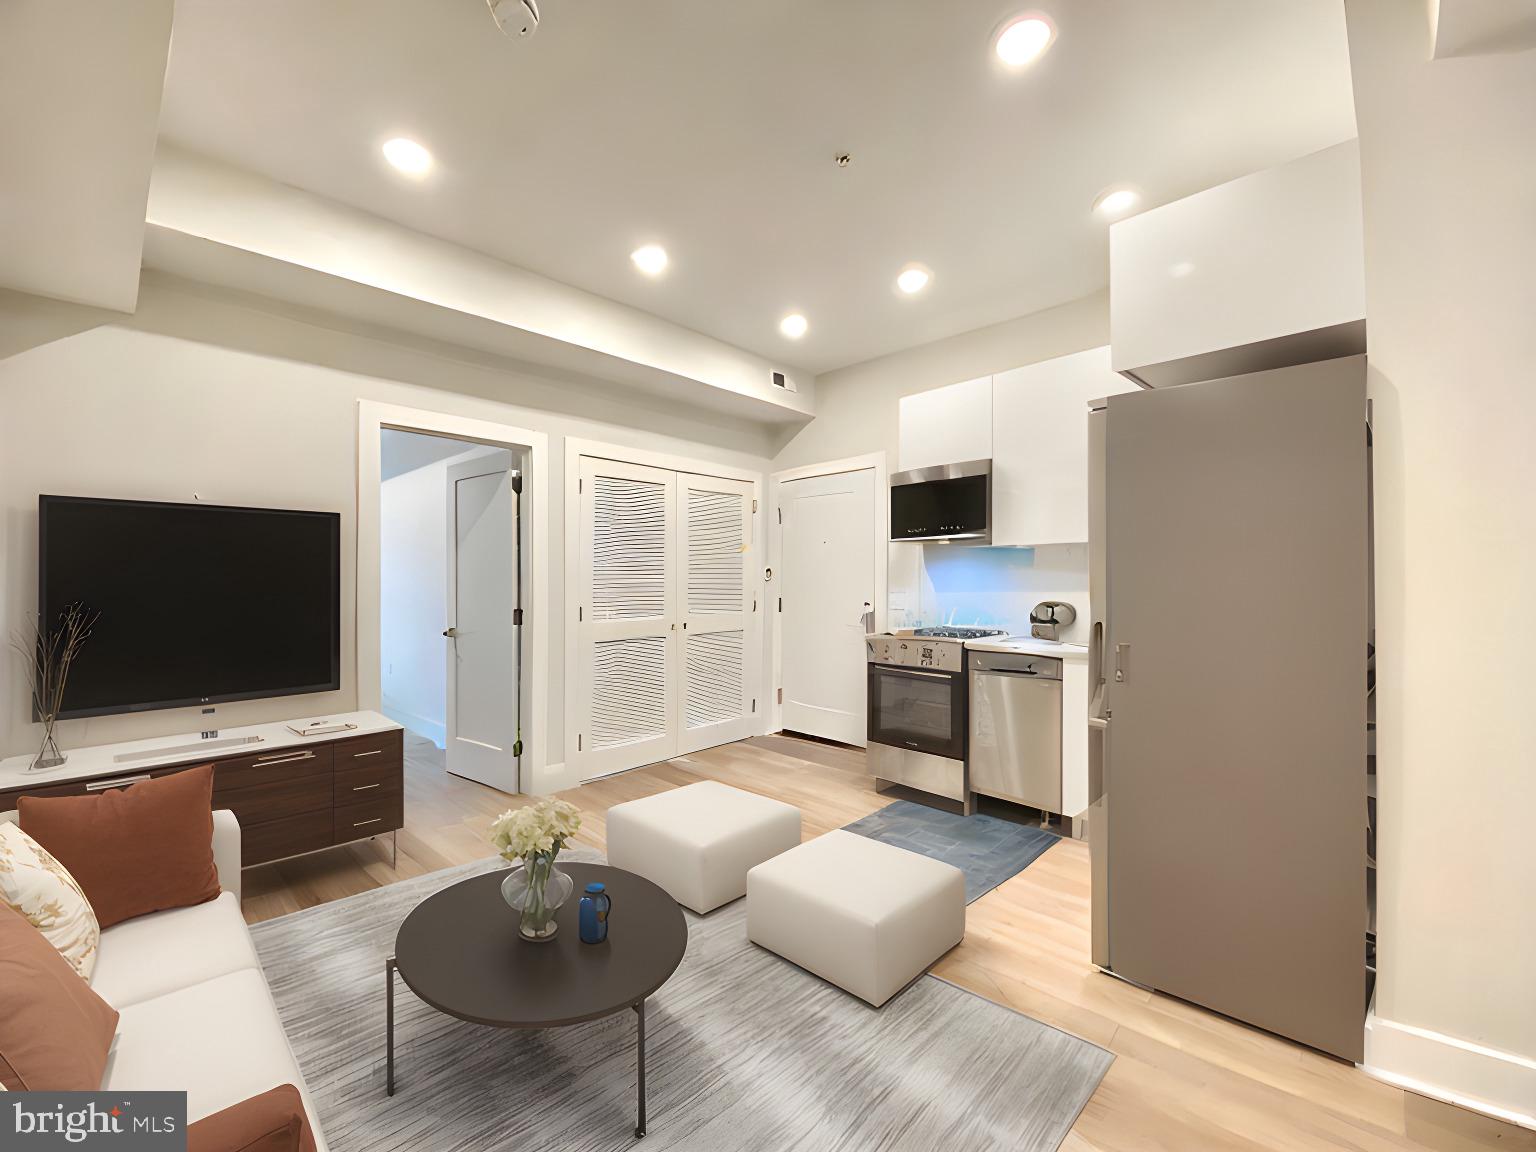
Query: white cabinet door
[[897, 376, 992, 471], [676, 473, 758, 754], [1110, 140, 1365, 386], [573, 458, 679, 778], [992, 346, 1138, 547]]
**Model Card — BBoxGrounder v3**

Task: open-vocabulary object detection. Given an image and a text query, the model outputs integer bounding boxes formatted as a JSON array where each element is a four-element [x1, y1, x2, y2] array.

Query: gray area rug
[[251, 853, 1110, 1152], [843, 800, 1060, 902]]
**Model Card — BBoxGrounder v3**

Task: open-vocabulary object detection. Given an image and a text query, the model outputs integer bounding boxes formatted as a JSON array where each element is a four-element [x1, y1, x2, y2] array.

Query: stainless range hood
[[889, 459, 991, 543]]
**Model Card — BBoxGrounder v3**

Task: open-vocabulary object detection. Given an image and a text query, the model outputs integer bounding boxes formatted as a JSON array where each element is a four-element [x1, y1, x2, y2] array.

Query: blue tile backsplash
[[889, 541, 1090, 643]]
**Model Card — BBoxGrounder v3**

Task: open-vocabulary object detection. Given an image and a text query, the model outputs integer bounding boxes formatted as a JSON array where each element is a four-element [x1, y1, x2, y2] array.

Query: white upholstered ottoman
[[746, 830, 966, 1007], [605, 781, 802, 914]]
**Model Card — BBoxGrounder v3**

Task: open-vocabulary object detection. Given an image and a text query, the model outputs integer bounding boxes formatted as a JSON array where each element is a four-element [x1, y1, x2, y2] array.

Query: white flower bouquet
[[490, 799, 582, 941], [490, 798, 582, 862]]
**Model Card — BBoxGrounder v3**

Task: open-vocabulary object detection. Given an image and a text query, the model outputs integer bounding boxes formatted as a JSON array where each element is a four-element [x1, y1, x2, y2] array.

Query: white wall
[[379, 440, 507, 747], [776, 290, 1109, 635], [0, 277, 773, 767], [1347, 0, 1536, 1123]]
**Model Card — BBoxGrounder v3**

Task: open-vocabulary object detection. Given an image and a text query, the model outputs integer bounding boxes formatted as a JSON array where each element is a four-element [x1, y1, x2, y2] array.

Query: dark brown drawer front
[[332, 730, 403, 768], [216, 773, 332, 826], [334, 793, 404, 844], [334, 758, 402, 803], [3, 767, 187, 812], [215, 745, 334, 791], [242, 810, 334, 867]]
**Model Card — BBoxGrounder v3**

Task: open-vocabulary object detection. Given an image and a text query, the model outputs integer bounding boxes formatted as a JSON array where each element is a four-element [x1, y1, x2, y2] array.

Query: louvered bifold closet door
[[573, 458, 679, 779], [676, 474, 757, 755]]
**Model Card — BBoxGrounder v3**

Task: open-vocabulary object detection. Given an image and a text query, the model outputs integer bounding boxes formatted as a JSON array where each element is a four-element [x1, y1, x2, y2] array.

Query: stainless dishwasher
[[968, 650, 1063, 812]]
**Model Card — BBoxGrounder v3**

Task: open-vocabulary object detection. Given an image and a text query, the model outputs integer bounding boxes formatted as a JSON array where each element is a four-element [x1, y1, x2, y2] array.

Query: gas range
[[910, 626, 1009, 640], [866, 627, 1008, 672]]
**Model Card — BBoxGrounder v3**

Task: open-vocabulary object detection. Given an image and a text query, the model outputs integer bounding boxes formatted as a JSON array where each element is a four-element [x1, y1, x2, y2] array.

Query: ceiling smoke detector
[[488, 0, 540, 38]]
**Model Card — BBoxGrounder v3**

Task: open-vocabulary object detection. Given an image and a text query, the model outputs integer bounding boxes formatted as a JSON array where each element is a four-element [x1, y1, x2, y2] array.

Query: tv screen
[[39, 495, 341, 719]]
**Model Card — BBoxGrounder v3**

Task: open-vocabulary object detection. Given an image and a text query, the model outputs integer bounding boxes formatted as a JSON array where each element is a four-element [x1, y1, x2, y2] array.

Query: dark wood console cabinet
[[0, 727, 404, 868]]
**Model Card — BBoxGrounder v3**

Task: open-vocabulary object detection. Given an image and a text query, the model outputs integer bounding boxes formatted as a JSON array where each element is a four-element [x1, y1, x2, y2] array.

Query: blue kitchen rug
[[843, 800, 1059, 903]]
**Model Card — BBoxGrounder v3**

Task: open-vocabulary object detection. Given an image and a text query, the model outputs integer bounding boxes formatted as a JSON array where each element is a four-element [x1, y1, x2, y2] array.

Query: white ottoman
[[606, 781, 802, 914], [747, 830, 965, 1007]]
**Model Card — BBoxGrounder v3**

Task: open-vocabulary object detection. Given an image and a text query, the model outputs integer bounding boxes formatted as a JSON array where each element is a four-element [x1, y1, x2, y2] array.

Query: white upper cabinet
[[992, 346, 1137, 547], [1110, 139, 1366, 388], [897, 375, 992, 471]]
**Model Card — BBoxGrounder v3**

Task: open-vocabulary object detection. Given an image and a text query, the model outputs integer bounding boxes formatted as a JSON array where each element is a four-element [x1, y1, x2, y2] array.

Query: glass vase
[[29, 717, 67, 773], [501, 852, 573, 942]]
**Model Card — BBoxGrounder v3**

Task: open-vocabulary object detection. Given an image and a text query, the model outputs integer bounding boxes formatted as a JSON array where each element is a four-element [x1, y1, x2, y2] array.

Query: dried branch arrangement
[[10, 602, 98, 772]]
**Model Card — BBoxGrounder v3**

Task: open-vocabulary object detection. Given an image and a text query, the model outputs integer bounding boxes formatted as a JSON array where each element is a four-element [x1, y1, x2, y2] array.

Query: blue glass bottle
[[579, 881, 611, 944]]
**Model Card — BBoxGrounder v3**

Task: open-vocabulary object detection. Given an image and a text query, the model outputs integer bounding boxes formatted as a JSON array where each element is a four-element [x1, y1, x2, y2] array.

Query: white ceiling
[[157, 0, 1356, 375]]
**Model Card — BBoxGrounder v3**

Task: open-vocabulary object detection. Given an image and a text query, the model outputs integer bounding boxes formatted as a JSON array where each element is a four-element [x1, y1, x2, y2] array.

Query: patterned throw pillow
[[0, 822, 100, 981]]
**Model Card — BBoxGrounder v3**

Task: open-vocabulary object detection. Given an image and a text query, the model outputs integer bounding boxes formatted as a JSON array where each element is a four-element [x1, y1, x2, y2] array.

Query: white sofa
[[1, 808, 326, 1148]]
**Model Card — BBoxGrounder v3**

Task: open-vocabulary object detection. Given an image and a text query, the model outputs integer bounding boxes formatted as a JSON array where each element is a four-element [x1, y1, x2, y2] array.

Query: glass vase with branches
[[10, 602, 97, 772]]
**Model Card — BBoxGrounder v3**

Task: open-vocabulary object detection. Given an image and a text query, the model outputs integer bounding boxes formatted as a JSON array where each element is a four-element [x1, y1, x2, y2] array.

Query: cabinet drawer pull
[[353, 749, 383, 758], [255, 752, 316, 766], [85, 774, 151, 792], [352, 782, 382, 791], [352, 817, 383, 828]]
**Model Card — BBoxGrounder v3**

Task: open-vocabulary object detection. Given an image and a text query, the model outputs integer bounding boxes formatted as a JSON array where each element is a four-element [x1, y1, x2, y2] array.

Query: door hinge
[[513, 608, 523, 626], [778, 597, 783, 612], [752, 498, 758, 513], [510, 474, 523, 495], [752, 597, 757, 612], [578, 734, 583, 752], [752, 698, 757, 713], [578, 477, 583, 494], [777, 687, 783, 704], [578, 606, 584, 622], [777, 508, 782, 525]]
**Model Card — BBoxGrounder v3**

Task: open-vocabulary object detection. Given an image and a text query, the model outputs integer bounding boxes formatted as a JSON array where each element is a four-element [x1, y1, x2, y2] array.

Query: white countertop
[[0, 710, 401, 791], [964, 635, 1090, 661]]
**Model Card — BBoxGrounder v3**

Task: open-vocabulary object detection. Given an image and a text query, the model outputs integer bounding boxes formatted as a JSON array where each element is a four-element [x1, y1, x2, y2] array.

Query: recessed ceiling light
[[994, 15, 1056, 67], [382, 137, 433, 176], [896, 265, 932, 295], [631, 244, 669, 276], [780, 313, 809, 340], [1093, 187, 1141, 218]]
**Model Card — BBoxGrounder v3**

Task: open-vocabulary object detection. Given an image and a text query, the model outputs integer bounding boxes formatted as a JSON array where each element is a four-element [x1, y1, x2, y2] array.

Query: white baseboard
[[379, 702, 445, 749], [1364, 1011, 1536, 1130]]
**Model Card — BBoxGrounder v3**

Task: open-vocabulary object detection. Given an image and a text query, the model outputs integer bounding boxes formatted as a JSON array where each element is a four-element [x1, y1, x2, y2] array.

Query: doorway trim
[[563, 437, 765, 785], [358, 401, 553, 792], [768, 452, 888, 735]]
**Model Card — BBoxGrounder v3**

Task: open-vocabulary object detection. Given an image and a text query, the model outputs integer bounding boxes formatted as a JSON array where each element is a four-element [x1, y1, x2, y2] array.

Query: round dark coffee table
[[386, 862, 687, 1137]]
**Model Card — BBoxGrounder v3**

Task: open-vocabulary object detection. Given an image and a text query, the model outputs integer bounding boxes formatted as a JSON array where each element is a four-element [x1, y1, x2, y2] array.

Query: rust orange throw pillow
[[188, 1085, 318, 1152], [20, 765, 221, 929], [0, 901, 119, 1090]]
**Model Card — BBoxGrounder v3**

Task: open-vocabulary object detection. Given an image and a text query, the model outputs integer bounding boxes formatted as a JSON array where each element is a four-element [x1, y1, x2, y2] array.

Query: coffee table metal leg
[[386, 955, 396, 1096], [634, 999, 646, 1138]]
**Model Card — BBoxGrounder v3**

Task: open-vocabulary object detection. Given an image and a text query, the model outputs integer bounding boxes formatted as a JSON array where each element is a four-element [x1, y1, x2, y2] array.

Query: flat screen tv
[[39, 495, 341, 719]]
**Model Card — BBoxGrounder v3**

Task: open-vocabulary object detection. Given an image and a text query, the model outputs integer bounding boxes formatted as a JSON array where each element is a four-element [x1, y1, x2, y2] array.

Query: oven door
[[866, 663, 965, 761]]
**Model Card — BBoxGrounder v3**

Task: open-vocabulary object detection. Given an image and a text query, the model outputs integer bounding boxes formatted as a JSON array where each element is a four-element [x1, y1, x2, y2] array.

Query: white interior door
[[573, 458, 678, 778], [445, 454, 520, 791], [778, 469, 876, 746], [677, 473, 758, 754]]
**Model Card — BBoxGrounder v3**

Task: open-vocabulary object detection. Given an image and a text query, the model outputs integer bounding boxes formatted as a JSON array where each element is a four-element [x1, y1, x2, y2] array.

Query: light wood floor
[[241, 733, 1529, 1152]]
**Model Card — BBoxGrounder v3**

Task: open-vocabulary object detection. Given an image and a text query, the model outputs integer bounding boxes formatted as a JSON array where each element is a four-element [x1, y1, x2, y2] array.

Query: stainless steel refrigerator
[[1088, 355, 1368, 1062]]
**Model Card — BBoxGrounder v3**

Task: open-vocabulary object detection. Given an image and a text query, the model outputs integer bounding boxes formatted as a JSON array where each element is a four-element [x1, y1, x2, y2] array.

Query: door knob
[[443, 627, 459, 638]]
